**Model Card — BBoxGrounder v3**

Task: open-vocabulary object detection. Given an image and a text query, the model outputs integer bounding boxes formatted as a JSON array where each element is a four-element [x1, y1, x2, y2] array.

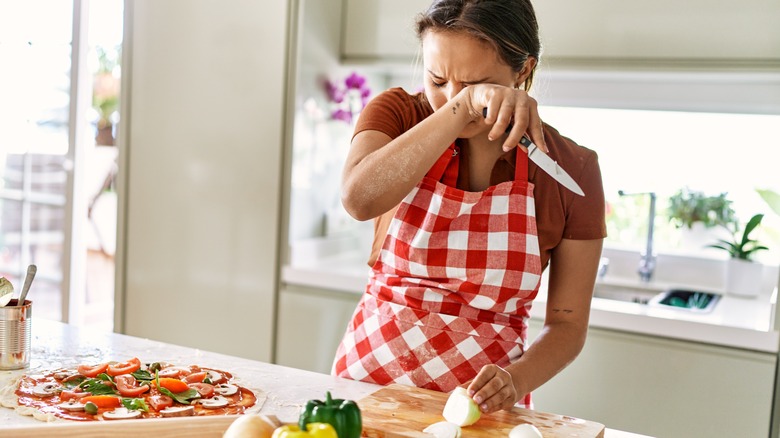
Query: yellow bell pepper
[[271, 423, 338, 438]]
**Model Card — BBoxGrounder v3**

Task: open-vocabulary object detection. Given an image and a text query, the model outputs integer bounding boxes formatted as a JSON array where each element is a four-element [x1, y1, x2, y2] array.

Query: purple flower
[[331, 109, 353, 124], [325, 80, 345, 103], [344, 72, 366, 90]]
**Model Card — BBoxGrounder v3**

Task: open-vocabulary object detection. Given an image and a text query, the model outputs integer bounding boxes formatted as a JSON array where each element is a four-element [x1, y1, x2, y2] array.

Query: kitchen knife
[[482, 108, 585, 196]]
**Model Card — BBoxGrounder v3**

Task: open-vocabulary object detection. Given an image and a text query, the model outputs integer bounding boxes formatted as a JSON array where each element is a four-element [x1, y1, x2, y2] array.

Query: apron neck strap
[[426, 143, 459, 186], [426, 143, 529, 186]]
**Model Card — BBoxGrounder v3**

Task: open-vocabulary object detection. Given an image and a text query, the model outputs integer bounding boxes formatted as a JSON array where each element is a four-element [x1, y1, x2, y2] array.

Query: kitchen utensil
[[0, 297, 32, 370], [0, 277, 13, 307], [481, 108, 585, 196], [17, 264, 37, 305], [358, 384, 605, 437]]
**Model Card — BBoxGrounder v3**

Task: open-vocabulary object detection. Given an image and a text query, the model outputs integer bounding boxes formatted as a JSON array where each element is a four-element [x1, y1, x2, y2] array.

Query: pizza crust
[[0, 375, 61, 422]]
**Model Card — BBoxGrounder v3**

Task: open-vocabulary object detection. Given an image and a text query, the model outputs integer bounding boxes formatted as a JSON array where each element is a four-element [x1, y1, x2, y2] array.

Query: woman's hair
[[415, 0, 541, 91]]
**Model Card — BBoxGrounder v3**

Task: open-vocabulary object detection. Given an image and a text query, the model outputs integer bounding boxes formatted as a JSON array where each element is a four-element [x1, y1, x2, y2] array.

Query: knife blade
[[482, 108, 585, 196]]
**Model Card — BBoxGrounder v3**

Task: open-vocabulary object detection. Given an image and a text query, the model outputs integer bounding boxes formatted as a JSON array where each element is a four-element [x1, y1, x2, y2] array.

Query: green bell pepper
[[299, 391, 362, 438]]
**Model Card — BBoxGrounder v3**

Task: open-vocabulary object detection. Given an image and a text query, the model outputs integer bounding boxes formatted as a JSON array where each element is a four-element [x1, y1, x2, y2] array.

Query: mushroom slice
[[160, 405, 196, 417], [157, 365, 192, 378], [57, 400, 86, 411], [103, 407, 143, 420], [214, 383, 238, 396], [197, 395, 230, 409], [32, 383, 61, 397], [203, 369, 225, 384], [52, 369, 79, 381]]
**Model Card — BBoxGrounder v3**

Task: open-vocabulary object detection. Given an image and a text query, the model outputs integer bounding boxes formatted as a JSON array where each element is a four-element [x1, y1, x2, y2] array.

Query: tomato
[[115, 374, 151, 397], [107, 357, 141, 376], [60, 389, 90, 402], [148, 395, 174, 411], [80, 395, 122, 409], [156, 378, 190, 393], [157, 366, 191, 379], [77, 362, 109, 378], [183, 372, 207, 384], [188, 382, 215, 399]]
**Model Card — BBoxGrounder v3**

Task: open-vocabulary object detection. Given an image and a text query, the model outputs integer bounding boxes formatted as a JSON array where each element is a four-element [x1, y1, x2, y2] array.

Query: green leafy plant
[[708, 213, 768, 260], [667, 188, 736, 229]]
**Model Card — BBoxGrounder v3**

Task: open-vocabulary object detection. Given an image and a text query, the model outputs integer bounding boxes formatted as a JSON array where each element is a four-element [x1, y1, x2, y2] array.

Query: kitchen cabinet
[[342, 0, 780, 68], [527, 319, 776, 438], [117, 0, 289, 361], [341, 0, 427, 60], [275, 285, 361, 374], [533, 0, 780, 66]]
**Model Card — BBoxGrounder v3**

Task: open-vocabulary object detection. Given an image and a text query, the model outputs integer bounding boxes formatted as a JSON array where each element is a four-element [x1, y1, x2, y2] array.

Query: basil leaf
[[158, 387, 200, 405], [79, 378, 118, 395], [96, 373, 113, 382], [132, 369, 154, 382], [122, 397, 150, 412]]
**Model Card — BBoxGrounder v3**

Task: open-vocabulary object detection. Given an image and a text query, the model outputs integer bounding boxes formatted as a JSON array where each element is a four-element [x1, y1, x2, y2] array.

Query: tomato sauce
[[14, 366, 257, 421]]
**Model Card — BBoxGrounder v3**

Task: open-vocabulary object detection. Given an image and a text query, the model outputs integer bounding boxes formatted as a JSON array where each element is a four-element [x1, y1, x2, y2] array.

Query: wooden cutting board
[[358, 384, 605, 438]]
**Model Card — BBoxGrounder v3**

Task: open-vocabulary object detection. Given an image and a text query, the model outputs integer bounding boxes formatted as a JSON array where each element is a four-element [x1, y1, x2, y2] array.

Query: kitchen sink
[[593, 283, 721, 313], [651, 289, 721, 313], [592, 283, 662, 305]]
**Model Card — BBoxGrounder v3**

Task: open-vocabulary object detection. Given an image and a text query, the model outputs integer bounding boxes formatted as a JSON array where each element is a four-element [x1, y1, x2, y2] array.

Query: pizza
[[0, 357, 259, 422]]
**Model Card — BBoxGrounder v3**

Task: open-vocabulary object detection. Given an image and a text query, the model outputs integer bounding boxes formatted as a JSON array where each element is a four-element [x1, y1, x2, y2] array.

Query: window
[[541, 105, 780, 264]]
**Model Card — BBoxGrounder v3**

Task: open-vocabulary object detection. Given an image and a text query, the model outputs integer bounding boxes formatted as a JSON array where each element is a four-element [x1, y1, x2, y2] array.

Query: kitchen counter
[[0, 319, 649, 437], [282, 249, 780, 353]]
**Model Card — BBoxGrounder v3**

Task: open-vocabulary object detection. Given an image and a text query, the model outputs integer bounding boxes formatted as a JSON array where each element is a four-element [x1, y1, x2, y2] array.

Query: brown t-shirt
[[354, 87, 607, 270]]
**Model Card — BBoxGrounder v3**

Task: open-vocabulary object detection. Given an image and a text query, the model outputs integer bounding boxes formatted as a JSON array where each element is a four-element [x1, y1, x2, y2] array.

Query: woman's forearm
[[506, 320, 588, 398], [341, 93, 476, 221]]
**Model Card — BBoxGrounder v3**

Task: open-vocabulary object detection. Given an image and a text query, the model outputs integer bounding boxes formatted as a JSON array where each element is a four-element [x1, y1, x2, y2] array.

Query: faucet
[[618, 190, 657, 282]]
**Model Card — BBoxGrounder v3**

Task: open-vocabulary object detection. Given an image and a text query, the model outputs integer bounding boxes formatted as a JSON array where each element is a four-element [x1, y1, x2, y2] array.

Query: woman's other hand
[[466, 364, 522, 413], [465, 83, 547, 154]]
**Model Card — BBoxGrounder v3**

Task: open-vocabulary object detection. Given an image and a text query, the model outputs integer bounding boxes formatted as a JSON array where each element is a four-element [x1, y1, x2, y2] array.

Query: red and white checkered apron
[[333, 143, 541, 408]]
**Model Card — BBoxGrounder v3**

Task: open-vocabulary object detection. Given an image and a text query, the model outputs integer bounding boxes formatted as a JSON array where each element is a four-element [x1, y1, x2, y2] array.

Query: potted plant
[[667, 188, 736, 250], [708, 213, 768, 297], [92, 46, 121, 146]]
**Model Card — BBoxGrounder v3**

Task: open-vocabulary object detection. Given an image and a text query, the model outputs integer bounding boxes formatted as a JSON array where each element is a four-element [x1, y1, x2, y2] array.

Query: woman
[[333, 0, 606, 414]]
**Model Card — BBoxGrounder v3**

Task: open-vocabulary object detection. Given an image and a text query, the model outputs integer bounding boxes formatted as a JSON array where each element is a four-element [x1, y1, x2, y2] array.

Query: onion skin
[[223, 414, 278, 438]]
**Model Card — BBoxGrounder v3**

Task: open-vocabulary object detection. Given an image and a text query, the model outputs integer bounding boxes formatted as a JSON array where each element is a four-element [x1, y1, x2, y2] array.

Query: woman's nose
[[446, 84, 462, 100]]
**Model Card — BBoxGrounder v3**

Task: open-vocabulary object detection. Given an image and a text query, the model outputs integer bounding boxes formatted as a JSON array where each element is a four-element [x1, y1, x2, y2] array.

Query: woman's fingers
[[470, 85, 544, 152], [467, 365, 519, 413]]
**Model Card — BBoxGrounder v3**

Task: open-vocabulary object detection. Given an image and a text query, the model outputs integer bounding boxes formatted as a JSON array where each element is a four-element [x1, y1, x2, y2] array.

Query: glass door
[[0, 1, 75, 321], [0, 0, 122, 328]]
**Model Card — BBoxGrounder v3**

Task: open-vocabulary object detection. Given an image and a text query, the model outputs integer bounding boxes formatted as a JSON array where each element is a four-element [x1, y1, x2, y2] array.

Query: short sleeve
[[562, 151, 607, 240]]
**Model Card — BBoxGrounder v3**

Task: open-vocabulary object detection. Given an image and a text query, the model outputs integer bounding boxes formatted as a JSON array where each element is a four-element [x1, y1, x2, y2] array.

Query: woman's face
[[421, 30, 518, 139]]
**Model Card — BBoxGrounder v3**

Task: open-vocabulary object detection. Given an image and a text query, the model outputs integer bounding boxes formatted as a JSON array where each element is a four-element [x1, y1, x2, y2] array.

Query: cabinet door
[[527, 320, 775, 438], [534, 0, 780, 64], [343, 0, 780, 66], [276, 285, 362, 374], [341, 0, 428, 59]]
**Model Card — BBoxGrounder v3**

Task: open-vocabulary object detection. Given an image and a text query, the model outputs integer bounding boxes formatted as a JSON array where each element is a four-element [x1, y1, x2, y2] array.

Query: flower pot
[[725, 258, 763, 298]]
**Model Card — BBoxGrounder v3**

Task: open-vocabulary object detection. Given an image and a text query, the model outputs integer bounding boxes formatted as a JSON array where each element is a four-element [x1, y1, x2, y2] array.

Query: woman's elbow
[[341, 187, 375, 222]]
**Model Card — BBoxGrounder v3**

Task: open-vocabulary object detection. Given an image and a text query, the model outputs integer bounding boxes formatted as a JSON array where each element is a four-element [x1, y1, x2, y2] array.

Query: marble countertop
[[282, 249, 780, 353], [0, 319, 649, 437]]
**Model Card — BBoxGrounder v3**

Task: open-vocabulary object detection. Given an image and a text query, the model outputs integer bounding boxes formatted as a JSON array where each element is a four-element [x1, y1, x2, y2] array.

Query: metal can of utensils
[[0, 299, 32, 370]]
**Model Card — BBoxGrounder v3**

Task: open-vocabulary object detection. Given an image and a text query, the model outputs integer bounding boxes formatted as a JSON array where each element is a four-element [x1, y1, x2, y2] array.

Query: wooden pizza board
[[358, 384, 605, 438], [0, 414, 241, 438]]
